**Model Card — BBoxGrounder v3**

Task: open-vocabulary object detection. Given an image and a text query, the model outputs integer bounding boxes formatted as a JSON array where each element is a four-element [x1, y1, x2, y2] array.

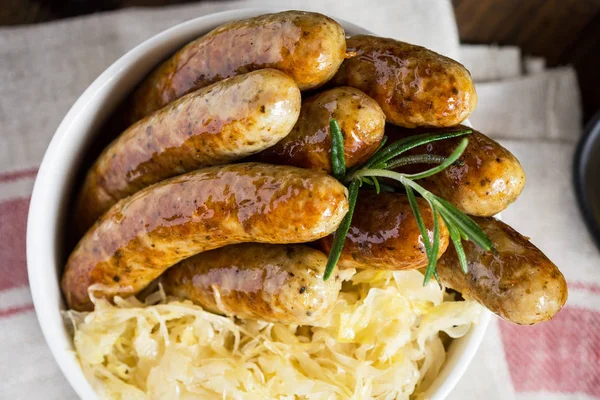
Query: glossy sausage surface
[[76, 70, 301, 232], [162, 244, 341, 325], [387, 125, 526, 216], [437, 217, 567, 325], [126, 11, 346, 123], [319, 192, 449, 270], [255, 87, 385, 173], [62, 163, 349, 311], [332, 35, 477, 128]]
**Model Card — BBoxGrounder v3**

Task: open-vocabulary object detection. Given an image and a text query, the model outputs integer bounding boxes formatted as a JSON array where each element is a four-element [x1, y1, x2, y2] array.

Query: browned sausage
[[437, 217, 567, 325], [331, 35, 477, 128], [75, 70, 301, 233], [319, 192, 449, 270], [161, 244, 341, 325], [386, 125, 526, 216], [126, 11, 346, 123], [254, 87, 385, 173], [61, 163, 349, 311]]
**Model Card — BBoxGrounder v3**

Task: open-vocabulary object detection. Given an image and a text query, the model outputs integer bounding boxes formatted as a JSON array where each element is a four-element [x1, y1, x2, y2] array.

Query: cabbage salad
[[66, 269, 481, 399]]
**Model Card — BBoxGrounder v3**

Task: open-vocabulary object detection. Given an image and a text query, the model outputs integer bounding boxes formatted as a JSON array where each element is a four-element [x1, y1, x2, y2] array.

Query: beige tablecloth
[[1, 1, 598, 399]]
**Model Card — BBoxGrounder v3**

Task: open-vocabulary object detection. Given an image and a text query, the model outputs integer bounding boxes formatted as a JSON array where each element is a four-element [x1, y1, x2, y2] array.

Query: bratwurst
[[386, 125, 526, 216], [437, 217, 567, 325], [126, 11, 346, 123], [331, 35, 477, 128], [255, 87, 385, 173], [75, 69, 301, 232], [319, 192, 449, 270], [162, 244, 341, 325], [62, 163, 349, 311]]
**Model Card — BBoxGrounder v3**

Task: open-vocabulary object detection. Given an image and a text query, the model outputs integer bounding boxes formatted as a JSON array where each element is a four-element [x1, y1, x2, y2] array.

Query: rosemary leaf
[[434, 197, 493, 251], [372, 177, 381, 194], [374, 135, 388, 153], [403, 138, 469, 180], [351, 168, 411, 186], [406, 186, 432, 255], [443, 214, 469, 274], [324, 180, 360, 280], [433, 269, 442, 287], [330, 119, 346, 180], [363, 129, 472, 170], [423, 207, 440, 284], [386, 154, 447, 170], [362, 177, 375, 185], [407, 185, 442, 287]]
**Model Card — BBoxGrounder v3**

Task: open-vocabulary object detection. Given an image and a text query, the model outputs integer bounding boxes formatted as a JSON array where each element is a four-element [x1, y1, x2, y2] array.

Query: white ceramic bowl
[[26, 8, 491, 399]]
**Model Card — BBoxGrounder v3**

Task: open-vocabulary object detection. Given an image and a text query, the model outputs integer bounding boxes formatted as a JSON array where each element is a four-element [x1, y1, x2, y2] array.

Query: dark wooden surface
[[1, 0, 599, 123], [452, 0, 600, 124]]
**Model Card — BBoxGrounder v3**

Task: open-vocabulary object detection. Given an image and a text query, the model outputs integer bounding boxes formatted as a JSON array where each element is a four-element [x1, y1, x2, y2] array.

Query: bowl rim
[[26, 8, 491, 400]]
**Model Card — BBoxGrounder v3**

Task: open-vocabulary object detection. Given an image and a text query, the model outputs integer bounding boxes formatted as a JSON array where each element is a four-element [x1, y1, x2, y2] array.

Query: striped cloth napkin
[[1, 1, 598, 399]]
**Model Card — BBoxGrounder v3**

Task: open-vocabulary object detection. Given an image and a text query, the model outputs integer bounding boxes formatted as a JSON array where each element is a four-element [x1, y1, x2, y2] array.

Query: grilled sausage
[[331, 35, 477, 128], [126, 11, 346, 123], [386, 125, 526, 216], [319, 192, 449, 270], [62, 163, 349, 311], [75, 70, 301, 233], [254, 87, 385, 173], [161, 244, 341, 325], [437, 217, 567, 325]]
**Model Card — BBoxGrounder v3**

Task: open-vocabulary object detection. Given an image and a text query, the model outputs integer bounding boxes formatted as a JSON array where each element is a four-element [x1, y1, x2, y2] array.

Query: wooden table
[[2, 0, 599, 123], [453, 0, 600, 124]]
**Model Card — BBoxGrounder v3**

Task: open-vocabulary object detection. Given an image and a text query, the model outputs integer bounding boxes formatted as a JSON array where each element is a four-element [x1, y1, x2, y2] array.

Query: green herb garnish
[[329, 119, 346, 180], [324, 123, 493, 284], [323, 180, 359, 280]]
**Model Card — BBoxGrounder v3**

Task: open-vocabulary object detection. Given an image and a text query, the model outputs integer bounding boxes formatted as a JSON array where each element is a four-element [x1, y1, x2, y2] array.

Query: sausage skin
[[62, 163, 349, 311], [319, 192, 449, 270], [254, 87, 385, 173], [437, 217, 567, 325], [126, 11, 346, 123], [161, 244, 341, 325], [75, 70, 301, 232], [387, 125, 526, 216], [331, 35, 477, 128]]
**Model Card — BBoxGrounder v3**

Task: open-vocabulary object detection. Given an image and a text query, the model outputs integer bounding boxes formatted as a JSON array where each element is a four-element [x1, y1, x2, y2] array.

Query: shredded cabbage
[[66, 269, 481, 400]]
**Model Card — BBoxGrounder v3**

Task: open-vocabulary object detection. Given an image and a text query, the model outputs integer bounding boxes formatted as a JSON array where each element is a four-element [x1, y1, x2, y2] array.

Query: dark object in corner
[[574, 110, 600, 252]]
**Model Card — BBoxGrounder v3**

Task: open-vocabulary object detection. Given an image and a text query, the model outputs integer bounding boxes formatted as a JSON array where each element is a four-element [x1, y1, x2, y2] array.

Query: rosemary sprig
[[329, 119, 346, 180], [323, 180, 359, 280], [324, 122, 493, 283]]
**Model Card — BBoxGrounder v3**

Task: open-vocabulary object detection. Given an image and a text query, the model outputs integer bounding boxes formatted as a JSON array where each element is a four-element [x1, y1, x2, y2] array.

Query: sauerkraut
[[66, 269, 481, 400]]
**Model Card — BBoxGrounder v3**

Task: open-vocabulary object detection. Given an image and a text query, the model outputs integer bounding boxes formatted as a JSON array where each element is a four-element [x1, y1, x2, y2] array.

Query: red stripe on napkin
[[499, 306, 600, 397], [0, 197, 30, 290], [569, 282, 600, 295], [0, 304, 34, 318], [0, 167, 38, 183]]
